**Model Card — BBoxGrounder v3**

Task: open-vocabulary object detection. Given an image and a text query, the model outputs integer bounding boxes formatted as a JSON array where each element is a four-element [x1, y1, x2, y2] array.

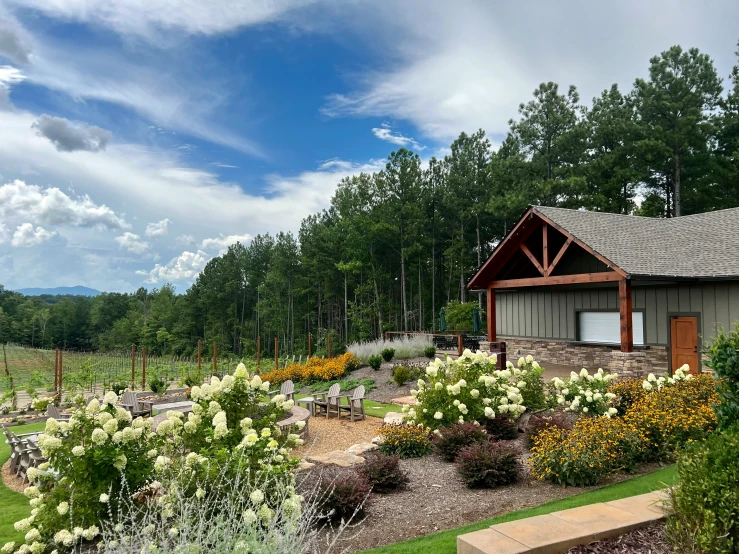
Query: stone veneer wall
[[496, 337, 669, 378]]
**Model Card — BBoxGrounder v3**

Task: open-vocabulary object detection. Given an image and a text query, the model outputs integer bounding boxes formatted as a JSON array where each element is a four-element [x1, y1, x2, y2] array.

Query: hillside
[[15, 286, 101, 297]]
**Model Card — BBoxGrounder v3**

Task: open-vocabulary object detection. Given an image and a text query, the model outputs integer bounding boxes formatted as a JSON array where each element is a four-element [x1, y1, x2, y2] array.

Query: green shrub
[[111, 382, 128, 396], [666, 426, 739, 553], [443, 301, 482, 331], [517, 358, 548, 410], [424, 345, 437, 359], [148, 377, 167, 395], [432, 422, 489, 462], [381, 348, 395, 362], [378, 423, 431, 458], [455, 441, 518, 488], [393, 366, 411, 386], [706, 324, 739, 430], [357, 452, 409, 493], [182, 373, 200, 388], [368, 355, 383, 370]]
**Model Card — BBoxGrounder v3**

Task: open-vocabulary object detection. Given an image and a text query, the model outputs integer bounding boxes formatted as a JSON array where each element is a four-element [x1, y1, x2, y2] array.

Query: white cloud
[[0, 179, 129, 230], [31, 114, 112, 152], [371, 123, 424, 150], [200, 233, 251, 251], [0, 223, 8, 244], [140, 250, 210, 284], [175, 234, 196, 246], [0, 5, 31, 64], [11, 223, 56, 247], [114, 232, 150, 254], [145, 218, 171, 237], [0, 65, 25, 108]]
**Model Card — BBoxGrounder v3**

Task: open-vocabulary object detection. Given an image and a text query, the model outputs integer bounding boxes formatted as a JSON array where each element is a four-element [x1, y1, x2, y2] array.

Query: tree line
[[1, 43, 738, 356]]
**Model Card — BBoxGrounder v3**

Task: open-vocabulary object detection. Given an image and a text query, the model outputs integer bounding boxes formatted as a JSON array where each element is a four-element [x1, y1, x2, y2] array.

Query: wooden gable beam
[[542, 223, 549, 271], [520, 244, 545, 276], [545, 238, 572, 277], [488, 270, 622, 289], [533, 209, 628, 278]]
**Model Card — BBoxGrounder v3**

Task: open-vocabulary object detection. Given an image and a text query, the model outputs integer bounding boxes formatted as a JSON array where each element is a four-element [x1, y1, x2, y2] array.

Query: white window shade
[[578, 312, 644, 345]]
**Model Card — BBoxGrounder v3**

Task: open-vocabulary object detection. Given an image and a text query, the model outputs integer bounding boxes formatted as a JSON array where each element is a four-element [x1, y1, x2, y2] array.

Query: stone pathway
[[306, 441, 379, 467], [457, 491, 667, 554]]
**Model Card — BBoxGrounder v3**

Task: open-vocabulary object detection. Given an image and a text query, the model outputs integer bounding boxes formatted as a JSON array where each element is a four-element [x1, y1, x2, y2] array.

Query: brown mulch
[[315, 448, 665, 553], [567, 521, 671, 553], [2, 460, 27, 493], [292, 416, 380, 458]]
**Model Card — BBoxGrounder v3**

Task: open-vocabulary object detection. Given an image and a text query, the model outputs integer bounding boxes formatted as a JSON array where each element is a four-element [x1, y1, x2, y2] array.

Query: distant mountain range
[[16, 286, 102, 297]]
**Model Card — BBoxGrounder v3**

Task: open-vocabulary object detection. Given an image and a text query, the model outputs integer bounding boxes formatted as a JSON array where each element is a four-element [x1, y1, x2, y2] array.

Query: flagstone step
[[457, 491, 667, 554]]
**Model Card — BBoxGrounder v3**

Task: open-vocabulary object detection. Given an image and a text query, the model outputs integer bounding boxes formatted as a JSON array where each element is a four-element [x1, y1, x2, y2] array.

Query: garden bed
[[316, 456, 666, 553], [566, 520, 669, 553]]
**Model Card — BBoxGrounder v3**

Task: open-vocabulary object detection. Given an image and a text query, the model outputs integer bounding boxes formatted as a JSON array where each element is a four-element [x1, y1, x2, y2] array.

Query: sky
[[0, 0, 738, 293]]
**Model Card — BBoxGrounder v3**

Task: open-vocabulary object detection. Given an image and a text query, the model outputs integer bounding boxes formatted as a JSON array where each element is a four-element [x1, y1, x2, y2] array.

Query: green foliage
[[424, 346, 436, 359], [432, 423, 489, 462], [110, 382, 128, 396], [666, 426, 739, 553], [455, 441, 519, 489], [357, 452, 409, 493], [378, 423, 432, 459], [392, 366, 411, 386], [148, 376, 167, 395], [442, 301, 481, 331], [308, 377, 375, 394], [367, 355, 382, 370], [706, 323, 739, 430], [381, 348, 395, 362]]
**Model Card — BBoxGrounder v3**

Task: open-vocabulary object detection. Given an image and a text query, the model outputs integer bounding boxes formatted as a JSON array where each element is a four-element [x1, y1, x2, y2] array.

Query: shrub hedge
[[432, 422, 489, 462]]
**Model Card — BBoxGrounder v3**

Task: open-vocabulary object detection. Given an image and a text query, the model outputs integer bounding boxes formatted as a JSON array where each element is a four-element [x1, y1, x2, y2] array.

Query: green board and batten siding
[[496, 282, 739, 346]]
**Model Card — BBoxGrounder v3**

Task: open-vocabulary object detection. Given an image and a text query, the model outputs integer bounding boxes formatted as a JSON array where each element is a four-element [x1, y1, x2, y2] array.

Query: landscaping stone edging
[[457, 490, 667, 554]]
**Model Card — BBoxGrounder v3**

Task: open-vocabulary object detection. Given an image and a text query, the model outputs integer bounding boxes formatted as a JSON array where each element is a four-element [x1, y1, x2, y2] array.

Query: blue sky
[[1, 0, 738, 292]]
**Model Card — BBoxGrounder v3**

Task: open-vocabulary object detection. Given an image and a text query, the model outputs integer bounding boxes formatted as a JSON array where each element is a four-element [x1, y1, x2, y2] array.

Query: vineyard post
[[274, 337, 278, 370], [308, 332, 312, 358], [58, 349, 63, 403], [131, 344, 136, 390], [256, 336, 261, 373], [142, 347, 147, 390], [54, 348, 59, 391], [197, 339, 201, 378], [213, 341, 217, 376], [327, 332, 332, 359], [457, 334, 463, 357]]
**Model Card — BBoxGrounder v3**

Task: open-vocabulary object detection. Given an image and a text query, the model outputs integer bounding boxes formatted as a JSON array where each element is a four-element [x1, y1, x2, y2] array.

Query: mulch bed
[[567, 521, 671, 553], [2, 459, 27, 493], [309, 441, 664, 553]]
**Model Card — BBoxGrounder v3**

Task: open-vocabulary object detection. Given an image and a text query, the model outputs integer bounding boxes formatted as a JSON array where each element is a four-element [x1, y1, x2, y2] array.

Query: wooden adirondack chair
[[312, 383, 341, 418], [46, 404, 71, 421], [338, 385, 366, 422], [120, 391, 154, 417], [268, 380, 295, 402]]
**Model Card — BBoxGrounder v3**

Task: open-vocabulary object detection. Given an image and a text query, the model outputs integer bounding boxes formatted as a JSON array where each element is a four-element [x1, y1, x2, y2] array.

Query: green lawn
[[0, 422, 46, 547], [359, 465, 677, 554], [295, 394, 399, 419]]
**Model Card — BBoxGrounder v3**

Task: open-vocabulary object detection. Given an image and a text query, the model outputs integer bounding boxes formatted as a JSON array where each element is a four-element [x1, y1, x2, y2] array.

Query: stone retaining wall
[[495, 337, 669, 378]]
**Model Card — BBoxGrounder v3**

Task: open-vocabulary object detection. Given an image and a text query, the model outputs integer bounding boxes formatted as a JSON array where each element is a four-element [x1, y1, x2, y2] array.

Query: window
[[578, 311, 644, 345]]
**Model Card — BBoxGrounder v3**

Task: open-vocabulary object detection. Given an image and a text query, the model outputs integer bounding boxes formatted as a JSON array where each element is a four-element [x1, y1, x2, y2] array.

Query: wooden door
[[670, 316, 699, 374]]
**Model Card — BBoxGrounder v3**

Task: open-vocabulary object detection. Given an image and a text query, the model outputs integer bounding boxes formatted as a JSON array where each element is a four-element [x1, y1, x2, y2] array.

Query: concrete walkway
[[457, 491, 667, 554]]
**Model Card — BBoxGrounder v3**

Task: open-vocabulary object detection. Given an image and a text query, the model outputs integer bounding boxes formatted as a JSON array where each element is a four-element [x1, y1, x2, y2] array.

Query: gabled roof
[[467, 205, 739, 289]]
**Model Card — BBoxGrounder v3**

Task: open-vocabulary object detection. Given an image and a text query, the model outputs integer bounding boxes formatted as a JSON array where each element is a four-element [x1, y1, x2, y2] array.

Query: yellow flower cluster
[[377, 423, 432, 458], [530, 374, 718, 486], [529, 416, 644, 486], [608, 378, 648, 415], [259, 352, 360, 385]]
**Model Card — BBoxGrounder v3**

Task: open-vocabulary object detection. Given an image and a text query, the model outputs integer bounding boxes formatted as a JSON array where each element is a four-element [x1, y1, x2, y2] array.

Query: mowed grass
[[359, 465, 677, 554], [295, 394, 399, 419], [0, 422, 46, 546]]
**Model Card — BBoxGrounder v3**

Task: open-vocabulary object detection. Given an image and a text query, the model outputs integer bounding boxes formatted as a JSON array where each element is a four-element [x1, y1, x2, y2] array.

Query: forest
[[1, 43, 738, 357]]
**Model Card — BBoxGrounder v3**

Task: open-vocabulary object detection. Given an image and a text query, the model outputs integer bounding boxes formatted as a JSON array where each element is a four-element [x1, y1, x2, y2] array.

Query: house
[[466, 206, 739, 377]]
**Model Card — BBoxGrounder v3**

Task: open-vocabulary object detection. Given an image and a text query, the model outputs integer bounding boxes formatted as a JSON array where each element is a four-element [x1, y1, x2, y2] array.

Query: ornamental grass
[[259, 352, 360, 385]]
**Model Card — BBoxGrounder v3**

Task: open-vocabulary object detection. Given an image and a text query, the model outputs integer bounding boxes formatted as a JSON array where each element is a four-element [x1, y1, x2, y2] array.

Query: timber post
[[274, 337, 279, 370], [256, 336, 261, 372], [327, 333, 332, 358], [308, 333, 312, 358], [197, 339, 201, 378], [457, 334, 463, 356], [213, 341, 217, 375], [619, 278, 634, 352], [131, 344, 136, 390], [487, 287, 496, 342], [141, 347, 147, 390], [54, 348, 59, 391]]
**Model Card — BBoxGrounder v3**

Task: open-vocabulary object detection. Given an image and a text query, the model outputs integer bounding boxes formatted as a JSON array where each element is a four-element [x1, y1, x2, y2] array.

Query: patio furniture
[[268, 380, 295, 402], [120, 391, 154, 417], [312, 383, 341, 419], [46, 404, 71, 421], [338, 385, 366, 422], [296, 397, 316, 416], [151, 401, 193, 416]]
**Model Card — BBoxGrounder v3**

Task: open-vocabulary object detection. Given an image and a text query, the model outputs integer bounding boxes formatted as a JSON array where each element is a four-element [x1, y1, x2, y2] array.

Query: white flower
[[434, 411, 443, 420], [250, 489, 265, 505], [1, 543, 15, 553], [103, 391, 118, 406], [91, 428, 108, 445], [642, 381, 653, 391], [82, 525, 99, 540], [484, 407, 495, 418], [99, 493, 110, 503], [526, 354, 534, 363], [434, 382, 443, 390], [243, 509, 258, 525], [582, 407, 589, 413], [57, 502, 69, 515], [25, 529, 40, 543], [470, 389, 480, 398]]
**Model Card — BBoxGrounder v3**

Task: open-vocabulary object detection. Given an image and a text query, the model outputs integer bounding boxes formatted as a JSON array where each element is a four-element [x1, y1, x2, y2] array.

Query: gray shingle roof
[[533, 206, 739, 279]]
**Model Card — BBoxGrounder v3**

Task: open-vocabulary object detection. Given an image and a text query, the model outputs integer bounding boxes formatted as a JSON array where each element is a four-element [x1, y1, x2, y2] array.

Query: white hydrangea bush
[[551, 368, 619, 417], [642, 363, 693, 392], [405, 349, 532, 429], [9, 363, 304, 554]]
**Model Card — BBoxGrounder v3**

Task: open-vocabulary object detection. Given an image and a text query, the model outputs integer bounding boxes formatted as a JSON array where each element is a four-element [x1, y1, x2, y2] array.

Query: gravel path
[[292, 416, 380, 458]]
